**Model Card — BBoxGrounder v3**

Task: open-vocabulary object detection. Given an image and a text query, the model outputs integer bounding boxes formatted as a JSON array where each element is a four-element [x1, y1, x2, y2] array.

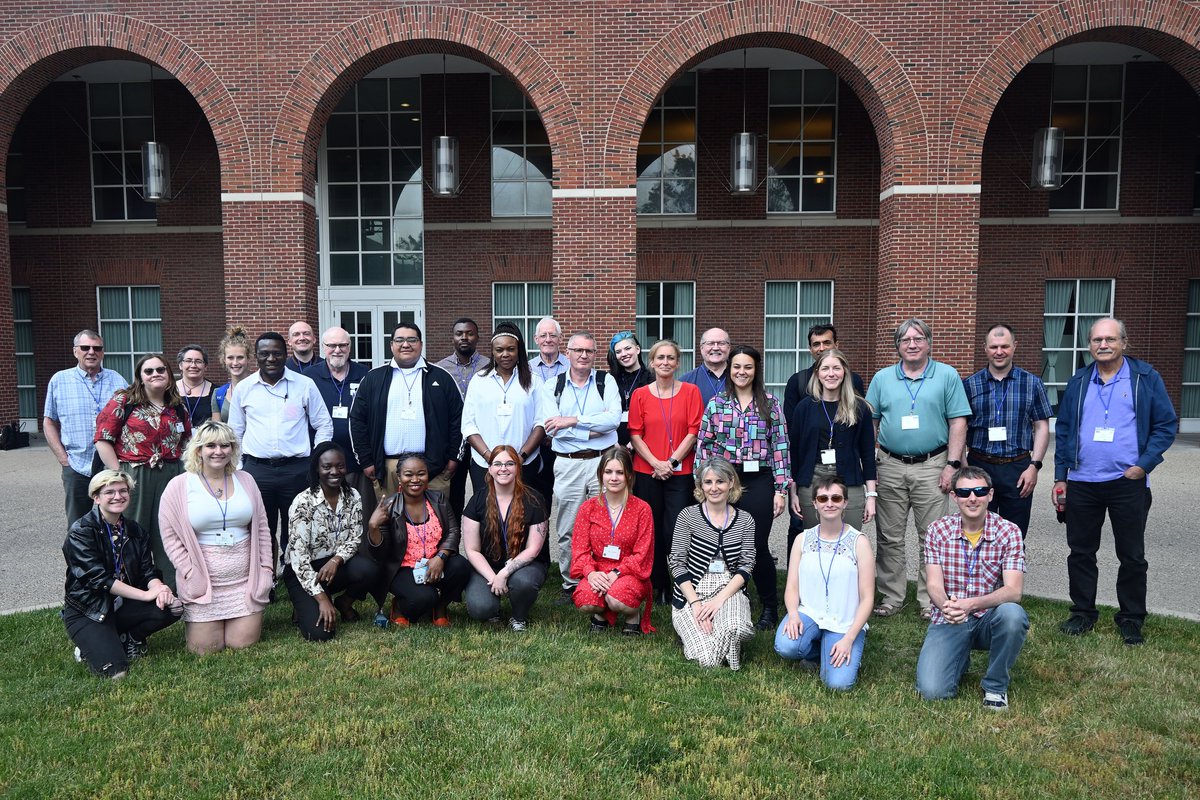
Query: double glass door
[[326, 303, 422, 368]]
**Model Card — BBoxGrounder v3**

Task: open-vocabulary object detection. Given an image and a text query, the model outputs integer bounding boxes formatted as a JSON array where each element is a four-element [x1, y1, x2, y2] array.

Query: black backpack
[[553, 371, 606, 407]]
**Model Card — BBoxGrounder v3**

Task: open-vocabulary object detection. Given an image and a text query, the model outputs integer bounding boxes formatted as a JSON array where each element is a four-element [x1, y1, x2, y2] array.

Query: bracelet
[[864, 491, 878, 498]]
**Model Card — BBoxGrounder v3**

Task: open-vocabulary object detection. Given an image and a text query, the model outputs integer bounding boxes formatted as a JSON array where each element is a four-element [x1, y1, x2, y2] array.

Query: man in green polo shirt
[[866, 318, 972, 618]]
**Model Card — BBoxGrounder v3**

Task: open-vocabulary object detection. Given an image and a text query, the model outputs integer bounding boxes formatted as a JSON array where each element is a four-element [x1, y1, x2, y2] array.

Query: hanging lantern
[[432, 135, 460, 197], [730, 132, 757, 194], [1030, 127, 1064, 190], [141, 142, 171, 202]]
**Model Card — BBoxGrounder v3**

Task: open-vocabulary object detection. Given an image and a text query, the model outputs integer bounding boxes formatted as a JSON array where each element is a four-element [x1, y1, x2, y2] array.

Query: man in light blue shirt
[[43, 329, 127, 526]]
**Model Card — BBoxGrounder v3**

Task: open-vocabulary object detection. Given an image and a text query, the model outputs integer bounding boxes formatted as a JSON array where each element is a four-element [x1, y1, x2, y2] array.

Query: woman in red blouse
[[571, 447, 656, 635], [95, 353, 193, 586]]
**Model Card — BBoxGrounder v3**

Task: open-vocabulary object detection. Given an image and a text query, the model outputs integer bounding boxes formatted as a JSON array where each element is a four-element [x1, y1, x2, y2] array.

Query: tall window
[[1184, 280, 1200, 418], [13, 288, 35, 418], [324, 77, 424, 286], [493, 282, 552, 359], [767, 69, 837, 213], [492, 77, 552, 217], [88, 82, 156, 221], [637, 73, 696, 215], [97, 286, 162, 383], [636, 282, 695, 372], [6, 121, 26, 224], [1042, 279, 1114, 411], [763, 281, 835, 397], [1049, 65, 1123, 211]]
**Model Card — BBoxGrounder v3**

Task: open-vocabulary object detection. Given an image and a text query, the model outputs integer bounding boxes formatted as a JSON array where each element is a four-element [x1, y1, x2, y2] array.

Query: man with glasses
[[916, 467, 1028, 711], [537, 332, 621, 602], [680, 327, 731, 406], [229, 331, 334, 563], [285, 321, 323, 375], [1053, 317, 1176, 645], [530, 316, 569, 517], [44, 329, 127, 526], [435, 317, 482, 517], [866, 317, 971, 618], [349, 322, 463, 499], [310, 326, 374, 521]]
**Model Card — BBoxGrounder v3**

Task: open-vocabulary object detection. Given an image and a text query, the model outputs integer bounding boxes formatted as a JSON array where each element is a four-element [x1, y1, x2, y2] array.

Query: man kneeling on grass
[[916, 467, 1028, 710]]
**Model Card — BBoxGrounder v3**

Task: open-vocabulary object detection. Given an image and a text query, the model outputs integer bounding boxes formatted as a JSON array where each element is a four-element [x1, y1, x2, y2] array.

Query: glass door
[[329, 304, 422, 368]]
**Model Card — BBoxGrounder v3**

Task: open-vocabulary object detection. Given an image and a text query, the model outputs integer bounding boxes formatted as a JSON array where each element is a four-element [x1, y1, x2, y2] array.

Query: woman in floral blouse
[[95, 353, 192, 585], [284, 442, 381, 641]]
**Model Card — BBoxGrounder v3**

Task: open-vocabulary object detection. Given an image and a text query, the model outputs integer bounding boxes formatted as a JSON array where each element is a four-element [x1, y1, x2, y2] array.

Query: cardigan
[[788, 396, 877, 487]]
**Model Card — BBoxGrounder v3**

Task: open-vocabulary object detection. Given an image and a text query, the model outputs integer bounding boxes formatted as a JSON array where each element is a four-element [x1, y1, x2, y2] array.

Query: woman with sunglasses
[[213, 326, 252, 423], [95, 353, 193, 585], [176, 344, 216, 428], [461, 445, 549, 631], [775, 475, 875, 690], [607, 330, 653, 446]]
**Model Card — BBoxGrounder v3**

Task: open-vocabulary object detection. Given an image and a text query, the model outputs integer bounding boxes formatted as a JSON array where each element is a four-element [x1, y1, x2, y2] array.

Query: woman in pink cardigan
[[159, 421, 273, 654]]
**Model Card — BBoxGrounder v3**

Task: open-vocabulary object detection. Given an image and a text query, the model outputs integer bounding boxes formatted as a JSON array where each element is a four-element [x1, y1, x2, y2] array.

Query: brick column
[[0, 212, 15, 423], [551, 193, 637, 344]]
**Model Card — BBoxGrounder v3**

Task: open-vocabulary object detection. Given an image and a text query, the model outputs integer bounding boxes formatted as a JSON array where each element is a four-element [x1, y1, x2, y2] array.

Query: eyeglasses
[[392, 336, 420, 345], [701, 339, 730, 347], [567, 347, 595, 355], [180, 359, 206, 366], [952, 486, 991, 498], [142, 366, 169, 375], [324, 342, 350, 350], [535, 332, 559, 340], [1090, 336, 1122, 345], [98, 488, 130, 498], [899, 336, 927, 346], [814, 494, 845, 504], [76, 344, 104, 352], [491, 460, 518, 469]]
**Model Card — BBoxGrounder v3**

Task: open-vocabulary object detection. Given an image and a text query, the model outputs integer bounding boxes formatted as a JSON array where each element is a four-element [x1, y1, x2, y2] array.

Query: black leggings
[[378, 553, 472, 621], [63, 599, 180, 677], [633, 472, 694, 594], [282, 554, 382, 641], [734, 468, 778, 609]]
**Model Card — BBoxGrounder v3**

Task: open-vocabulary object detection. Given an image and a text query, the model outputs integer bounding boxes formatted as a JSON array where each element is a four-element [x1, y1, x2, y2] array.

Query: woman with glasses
[[461, 445, 549, 631], [95, 353, 192, 585], [628, 339, 703, 602], [213, 326, 252, 423], [62, 469, 182, 678], [669, 457, 756, 669], [775, 475, 875, 690], [607, 330, 652, 446], [176, 345, 216, 428], [158, 421, 274, 654]]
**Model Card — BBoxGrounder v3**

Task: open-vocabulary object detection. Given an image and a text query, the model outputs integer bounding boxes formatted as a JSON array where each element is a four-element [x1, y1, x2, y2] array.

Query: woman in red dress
[[570, 446, 655, 635]]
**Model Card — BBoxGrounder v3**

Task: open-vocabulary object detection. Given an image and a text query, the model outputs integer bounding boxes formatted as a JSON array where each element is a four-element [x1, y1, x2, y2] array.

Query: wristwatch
[[947, 460, 962, 469], [669, 458, 682, 470], [1031, 460, 1043, 470]]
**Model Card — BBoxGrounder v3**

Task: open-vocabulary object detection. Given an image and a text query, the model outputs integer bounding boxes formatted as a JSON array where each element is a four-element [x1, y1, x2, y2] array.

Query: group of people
[[49, 312, 1177, 709]]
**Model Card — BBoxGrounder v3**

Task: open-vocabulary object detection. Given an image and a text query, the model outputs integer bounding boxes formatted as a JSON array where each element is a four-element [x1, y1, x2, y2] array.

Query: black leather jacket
[[62, 507, 162, 622], [368, 489, 460, 586]]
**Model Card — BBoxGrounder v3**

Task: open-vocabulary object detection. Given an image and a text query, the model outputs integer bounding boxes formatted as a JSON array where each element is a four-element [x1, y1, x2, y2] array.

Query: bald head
[[288, 321, 316, 360], [321, 326, 352, 371]]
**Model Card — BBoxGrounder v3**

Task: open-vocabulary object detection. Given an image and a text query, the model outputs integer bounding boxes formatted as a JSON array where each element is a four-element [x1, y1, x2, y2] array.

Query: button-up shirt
[[44, 366, 128, 475], [461, 370, 544, 467], [529, 353, 570, 384], [964, 365, 1052, 457], [286, 487, 364, 596], [537, 370, 621, 454], [680, 364, 728, 407], [435, 353, 485, 398], [696, 393, 791, 493], [229, 368, 333, 459], [385, 357, 427, 456], [924, 511, 1025, 625]]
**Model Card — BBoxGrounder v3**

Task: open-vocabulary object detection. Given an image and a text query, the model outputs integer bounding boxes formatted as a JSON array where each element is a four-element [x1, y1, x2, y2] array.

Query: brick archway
[[0, 14, 251, 190], [603, 0, 929, 191], [952, 0, 1200, 182], [271, 4, 582, 195]]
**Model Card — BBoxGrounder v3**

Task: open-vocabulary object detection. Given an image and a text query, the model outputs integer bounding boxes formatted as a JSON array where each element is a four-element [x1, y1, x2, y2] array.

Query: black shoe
[[1117, 619, 1144, 646], [756, 606, 779, 631], [1059, 613, 1095, 636], [554, 588, 575, 606], [621, 621, 643, 637], [588, 615, 609, 633], [120, 633, 147, 661]]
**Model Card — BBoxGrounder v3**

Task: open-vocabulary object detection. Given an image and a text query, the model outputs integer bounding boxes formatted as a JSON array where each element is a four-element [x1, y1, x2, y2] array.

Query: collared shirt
[[924, 511, 1025, 625], [679, 364, 728, 407], [461, 370, 544, 466], [536, 369, 621, 454], [44, 366, 127, 475], [1073, 359, 1139, 483], [229, 368, 333, 459], [435, 352, 484, 398], [385, 357, 427, 456], [866, 359, 972, 455], [964, 365, 1052, 457], [95, 394, 191, 464], [309, 360, 370, 472], [286, 487, 363, 596], [529, 353, 570, 383], [285, 354, 324, 375], [696, 392, 791, 493]]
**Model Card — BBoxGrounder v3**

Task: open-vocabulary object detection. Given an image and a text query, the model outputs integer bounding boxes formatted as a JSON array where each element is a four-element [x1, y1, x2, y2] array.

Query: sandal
[[621, 621, 643, 637], [873, 602, 905, 617], [588, 615, 609, 633]]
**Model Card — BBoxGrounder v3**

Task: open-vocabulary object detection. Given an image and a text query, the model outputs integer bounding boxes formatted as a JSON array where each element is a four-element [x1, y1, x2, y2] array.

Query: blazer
[[368, 489, 460, 586]]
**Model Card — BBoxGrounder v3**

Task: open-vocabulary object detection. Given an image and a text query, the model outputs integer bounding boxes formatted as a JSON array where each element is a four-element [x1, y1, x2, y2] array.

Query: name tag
[[901, 414, 920, 430], [413, 558, 429, 584], [349, 383, 360, 396], [174, 422, 185, 433], [399, 407, 418, 420], [331, 405, 349, 419], [708, 559, 726, 574], [602, 544, 621, 560], [820, 449, 837, 465], [496, 403, 514, 417], [742, 460, 760, 473], [1093, 426, 1116, 443], [988, 426, 1007, 442], [621, 410, 629, 423]]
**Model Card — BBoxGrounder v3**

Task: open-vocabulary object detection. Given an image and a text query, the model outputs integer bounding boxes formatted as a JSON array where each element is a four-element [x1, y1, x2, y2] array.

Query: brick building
[[0, 2, 1197, 430]]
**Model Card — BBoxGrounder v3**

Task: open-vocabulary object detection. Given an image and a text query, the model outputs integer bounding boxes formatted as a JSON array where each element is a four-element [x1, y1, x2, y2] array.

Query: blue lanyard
[[898, 361, 930, 411], [1091, 366, 1121, 424], [103, 518, 127, 579], [990, 377, 1011, 424], [705, 369, 724, 399], [181, 388, 205, 422], [655, 385, 677, 457], [605, 500, 625, 542], [77, 372, 106, 414], [201, 473, 230, 530], [404, 500, 434, 558], [816, 525, 846, 603], [537, 360, 561, 382], [568, 375, 593, 418], [819, 399, 837, 448], [960, 535, 982, 585], [331, 374, 349, 407]]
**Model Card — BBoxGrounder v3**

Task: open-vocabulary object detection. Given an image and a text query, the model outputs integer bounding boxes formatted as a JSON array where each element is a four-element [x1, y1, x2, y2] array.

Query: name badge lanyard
[[990, 378, 1011, 430], [331, 374, 350, 409], [538, 361, 561, 382], [729, 398, 760, 462], [404, 502, 434, 559], [656, 388, 677, 463], [706, 370, 724, 401], [181, 388, 205, 423], [493, 372, 515, 408], [820, 398, 838, 451], [816, 524, 846, 615], [900, 360, 929, 415], [103, 518, 127, 581], [606, 499, 625, 546], [327, 494, 344, 547], [960, 535, 982, 595], [1092, 366, 1120, 428], [78, 372, 106, 414], [496, 500, 512, 561], [701, 502, 731, 567], [399, 366, 422, 408], [568, 375, 593, 419], [201, 473, 230, 531]]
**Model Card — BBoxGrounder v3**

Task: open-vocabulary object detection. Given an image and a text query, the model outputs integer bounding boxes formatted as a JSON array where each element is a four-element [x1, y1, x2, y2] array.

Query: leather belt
[[559, 449, 602, 460], [879, 444, 947, 465], [969, 450, 1030, 465]]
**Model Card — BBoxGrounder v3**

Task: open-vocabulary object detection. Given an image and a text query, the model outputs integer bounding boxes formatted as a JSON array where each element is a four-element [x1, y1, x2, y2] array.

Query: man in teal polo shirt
[[866, 318, 972, 618]]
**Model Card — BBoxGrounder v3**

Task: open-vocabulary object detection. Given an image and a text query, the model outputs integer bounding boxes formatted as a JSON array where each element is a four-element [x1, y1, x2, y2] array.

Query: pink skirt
[[183, 538, 265, 623]]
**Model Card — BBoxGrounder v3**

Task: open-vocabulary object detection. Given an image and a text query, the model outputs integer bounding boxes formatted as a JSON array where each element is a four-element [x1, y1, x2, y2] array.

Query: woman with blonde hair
[[212, 326, 252, 423]]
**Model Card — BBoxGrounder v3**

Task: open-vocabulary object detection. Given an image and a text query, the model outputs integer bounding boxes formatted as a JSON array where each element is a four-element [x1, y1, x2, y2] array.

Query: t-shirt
[[463, 487, 549, 569]]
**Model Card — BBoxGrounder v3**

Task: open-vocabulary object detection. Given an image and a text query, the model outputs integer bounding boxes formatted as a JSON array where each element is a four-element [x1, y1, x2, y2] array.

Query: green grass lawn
[[2, 583, 1197, 800]]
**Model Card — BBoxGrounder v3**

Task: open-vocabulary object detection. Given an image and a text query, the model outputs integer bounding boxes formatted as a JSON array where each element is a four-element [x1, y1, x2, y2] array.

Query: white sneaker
[[509, 618, 528, 632], [983, 691, 1009, 711], [73, 646, 82, 663]]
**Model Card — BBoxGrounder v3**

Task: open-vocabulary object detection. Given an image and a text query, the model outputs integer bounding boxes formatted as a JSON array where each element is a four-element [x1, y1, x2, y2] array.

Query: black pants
[[63, 465, 93, 530], [282, 554, 382, 641], [243, 455, 308, 563], [968, 454, 1034, 537], [1065, 477, 1152, 625], [380, 553, 471, 621], [633, 472, 693, 594], [449, 458, 469, 518], [734, 468, 779, 609], [62, 600, 180, 677]]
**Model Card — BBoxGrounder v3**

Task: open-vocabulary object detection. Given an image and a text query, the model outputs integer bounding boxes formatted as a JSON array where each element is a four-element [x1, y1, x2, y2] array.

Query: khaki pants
[[874, 450, 948, 610]]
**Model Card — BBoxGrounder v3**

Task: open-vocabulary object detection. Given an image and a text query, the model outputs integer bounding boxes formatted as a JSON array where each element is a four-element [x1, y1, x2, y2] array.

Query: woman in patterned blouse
[[95, 353, 193, 585], [695, 345, 791, 632], [283, 442, 381, 641]]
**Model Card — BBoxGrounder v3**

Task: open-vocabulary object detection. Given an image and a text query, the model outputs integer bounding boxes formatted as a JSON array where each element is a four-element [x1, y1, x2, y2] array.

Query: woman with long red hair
[[460, 445, 549, 631]]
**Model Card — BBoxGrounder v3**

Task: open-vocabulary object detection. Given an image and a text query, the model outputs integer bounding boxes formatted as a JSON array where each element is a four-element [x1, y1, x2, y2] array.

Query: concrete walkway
[[4, 434, 1197, 621]]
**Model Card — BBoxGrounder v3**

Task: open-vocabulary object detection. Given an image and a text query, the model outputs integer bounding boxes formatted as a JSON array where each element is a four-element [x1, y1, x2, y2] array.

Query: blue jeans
[[774, 612, 866, 691], [915, 603, 1029, 699]]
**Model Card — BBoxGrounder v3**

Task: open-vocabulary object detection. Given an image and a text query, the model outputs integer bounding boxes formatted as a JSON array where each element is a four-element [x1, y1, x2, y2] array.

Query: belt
[[879, 444, 947, 464], [558, 449, 601, 460], [969, 450, 1030, 465], [245, 454, 306, 467]]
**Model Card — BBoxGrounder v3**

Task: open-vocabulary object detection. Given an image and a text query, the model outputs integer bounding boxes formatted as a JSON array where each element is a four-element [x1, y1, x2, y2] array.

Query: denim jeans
[[915, 602, 1029, 699], [774, 612, 867, 691]]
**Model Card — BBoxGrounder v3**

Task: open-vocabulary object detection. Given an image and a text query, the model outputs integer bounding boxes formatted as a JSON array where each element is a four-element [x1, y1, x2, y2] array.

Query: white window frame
[[767, 69, 838, 214], [13, 287, 35, 421], [493, 282, 553, 360], [96, 285, 162, 384], [763, 280, 835, 397], [636, 72, 697, 216], [1048, 64, 1124, 212], [636, 281, 696, 373], [1041, 278, 1115, 411], [491, 77, 552, 218], [87, 81, 156, 222]]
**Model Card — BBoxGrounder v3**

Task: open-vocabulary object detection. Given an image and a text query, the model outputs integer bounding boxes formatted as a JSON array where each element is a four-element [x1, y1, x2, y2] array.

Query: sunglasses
[[814, 494, 845, 504], [953, 486, 991, 498], [142, 366, 169, 375], [76, 344, 104, 352]]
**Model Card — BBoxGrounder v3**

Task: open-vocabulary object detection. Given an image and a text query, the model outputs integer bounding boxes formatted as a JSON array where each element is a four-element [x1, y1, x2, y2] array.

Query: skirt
[[183, 538, 263, 623], [121, 459, 184, 586], [671, 572, 754, 670]]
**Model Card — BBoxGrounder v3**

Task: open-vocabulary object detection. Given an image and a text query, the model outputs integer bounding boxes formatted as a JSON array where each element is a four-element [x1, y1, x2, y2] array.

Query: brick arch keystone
[[272, 5, 582, 195], [953, 0, 1200, 182], [604, 0, 929, 191], [0, 13, 252, 190]]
